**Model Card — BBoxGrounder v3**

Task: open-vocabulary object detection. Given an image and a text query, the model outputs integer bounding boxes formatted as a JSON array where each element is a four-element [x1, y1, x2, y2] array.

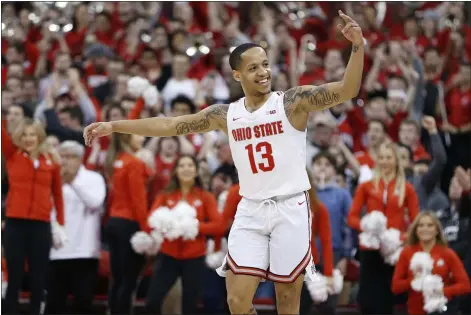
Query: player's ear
[[232, 70, 241, 82]]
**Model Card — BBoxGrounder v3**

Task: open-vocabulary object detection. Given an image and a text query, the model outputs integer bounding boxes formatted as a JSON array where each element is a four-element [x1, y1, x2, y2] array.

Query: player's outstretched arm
[[284, 11, 364, 114], [83, 104, 229, 146]]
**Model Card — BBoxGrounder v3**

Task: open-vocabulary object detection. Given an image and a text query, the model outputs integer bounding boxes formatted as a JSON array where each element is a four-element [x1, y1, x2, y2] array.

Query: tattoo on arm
[[283, 86, 341, 114], [352, 45, 359, 53], [175, 104, 229, 135], [243, 306, 257, 315]]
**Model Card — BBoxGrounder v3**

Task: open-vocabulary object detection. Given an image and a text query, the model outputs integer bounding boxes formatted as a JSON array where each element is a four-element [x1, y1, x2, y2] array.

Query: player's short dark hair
[[229, 43, 266, 71]]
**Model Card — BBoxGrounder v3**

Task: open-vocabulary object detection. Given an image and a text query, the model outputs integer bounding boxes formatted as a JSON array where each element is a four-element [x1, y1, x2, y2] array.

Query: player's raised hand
[[83, 122, 113, 146], [337, 10, 363, 46]]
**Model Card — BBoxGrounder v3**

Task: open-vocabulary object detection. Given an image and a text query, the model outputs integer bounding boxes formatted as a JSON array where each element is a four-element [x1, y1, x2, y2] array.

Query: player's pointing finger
[[338, 10, 355, 24]]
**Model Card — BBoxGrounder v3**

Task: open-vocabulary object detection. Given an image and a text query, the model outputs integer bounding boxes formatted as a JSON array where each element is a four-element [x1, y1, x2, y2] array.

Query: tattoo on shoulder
[[283, 86, 341, 112], [175, 104, 229, 135]]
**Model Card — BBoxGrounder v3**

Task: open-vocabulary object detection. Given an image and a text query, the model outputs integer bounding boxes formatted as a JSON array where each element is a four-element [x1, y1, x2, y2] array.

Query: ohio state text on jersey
[[227, 92, 311, 200]]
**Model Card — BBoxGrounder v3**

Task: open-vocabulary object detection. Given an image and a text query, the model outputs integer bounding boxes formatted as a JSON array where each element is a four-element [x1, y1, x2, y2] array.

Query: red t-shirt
[[446, 87, 471, 127]]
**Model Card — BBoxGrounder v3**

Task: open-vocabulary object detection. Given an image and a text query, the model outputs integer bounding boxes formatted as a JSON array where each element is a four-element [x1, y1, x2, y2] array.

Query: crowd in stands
[[1, 1, 470, 315]]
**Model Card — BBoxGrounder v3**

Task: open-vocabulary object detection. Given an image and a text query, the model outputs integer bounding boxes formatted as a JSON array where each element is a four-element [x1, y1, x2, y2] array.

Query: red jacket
[[348, 179, 419, 250], [108, 152, 149, 231], [150, 187, 222, 259], [310, 201, 334, 276], [1, 125, 64, 225], [221, 184, 242, 230], [392, 244, 471, 315]]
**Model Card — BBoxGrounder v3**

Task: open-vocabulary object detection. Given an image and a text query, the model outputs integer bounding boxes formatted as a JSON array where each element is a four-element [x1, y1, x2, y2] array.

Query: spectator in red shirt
[[443, 63, 471, 134], [64, 4, 89, 57], [93, 12, 116, 48], [416, 13, 440, 57]]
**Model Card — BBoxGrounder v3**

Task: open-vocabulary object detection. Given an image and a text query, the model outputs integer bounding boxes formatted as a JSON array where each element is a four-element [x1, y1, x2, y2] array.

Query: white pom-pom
[[305, 274, 328, 303], [149, 202, 200, 241], [421, 275, 447, 313], [332, 269, 344, 294], [206, 238, 229, 269], [384, 247, 403, 265], [1, 272, 7, 299], [424, 296, 447, 313], [360, 211, 387, 236], [380, 228, 402, 256], [127, 76, 151, 98], [179, 217, 199, 240], [364, 211, 387, 235], [150, 230, 164, 246], [422, 275, 444, 297], [411, 278, 424, 292], [165, 223, 183, 241], [207, 239, 215, 254], [206, 251, 226, 269], [172, 202, 199, 240], [130, 231, 154, 254], [148, 207, 176, 234], [410, 252, 434, 275], [51, 222, 68, 249], [359, 232, 380, 249], [173, 201, 197, 218], [142, 86, 159, 107]]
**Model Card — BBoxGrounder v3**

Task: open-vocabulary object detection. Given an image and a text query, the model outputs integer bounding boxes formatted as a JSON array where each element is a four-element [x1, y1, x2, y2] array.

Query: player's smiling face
[[235, 47, 272, 96]]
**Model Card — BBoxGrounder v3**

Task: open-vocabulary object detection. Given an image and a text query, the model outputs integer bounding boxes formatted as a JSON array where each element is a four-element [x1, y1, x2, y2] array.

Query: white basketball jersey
[[227, 92, 311, 200]]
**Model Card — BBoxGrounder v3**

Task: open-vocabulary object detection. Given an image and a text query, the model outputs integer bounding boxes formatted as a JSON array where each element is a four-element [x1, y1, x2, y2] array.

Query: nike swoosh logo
[[233, 117, 242, 121], [298, 201, 306, 205]]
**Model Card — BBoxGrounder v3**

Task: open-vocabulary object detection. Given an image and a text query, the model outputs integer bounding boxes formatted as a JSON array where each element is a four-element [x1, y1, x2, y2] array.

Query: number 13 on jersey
[[245, 142, 275, 174]]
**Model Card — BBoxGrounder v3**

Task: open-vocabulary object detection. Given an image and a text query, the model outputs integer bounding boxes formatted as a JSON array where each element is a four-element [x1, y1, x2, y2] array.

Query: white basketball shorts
[[216, 191, 315, 283]]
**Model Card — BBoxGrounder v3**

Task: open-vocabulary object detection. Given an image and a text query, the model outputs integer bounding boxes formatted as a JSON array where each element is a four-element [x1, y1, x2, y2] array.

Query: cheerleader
[[145, 155, 222, 314], [2, 119, 65, 314], [104, 133, 148, 315], [392, 211, 470, 315], [347, 142, 420, 314]]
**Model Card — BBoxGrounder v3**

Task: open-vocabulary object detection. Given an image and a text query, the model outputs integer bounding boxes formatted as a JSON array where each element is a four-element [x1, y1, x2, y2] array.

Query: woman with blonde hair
[[347, 142, 420, 314], [104, 132, 150, 315], [392, 211, 470, 315], [1, 118, 65, 314]]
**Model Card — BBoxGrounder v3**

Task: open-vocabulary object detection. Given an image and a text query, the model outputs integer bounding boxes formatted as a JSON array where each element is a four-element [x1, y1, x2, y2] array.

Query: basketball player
[[84, 11, 364, 315]]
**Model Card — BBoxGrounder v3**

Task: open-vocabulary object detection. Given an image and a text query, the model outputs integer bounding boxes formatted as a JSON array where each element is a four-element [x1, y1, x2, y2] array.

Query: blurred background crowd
[[1, 1, 470, 315]]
